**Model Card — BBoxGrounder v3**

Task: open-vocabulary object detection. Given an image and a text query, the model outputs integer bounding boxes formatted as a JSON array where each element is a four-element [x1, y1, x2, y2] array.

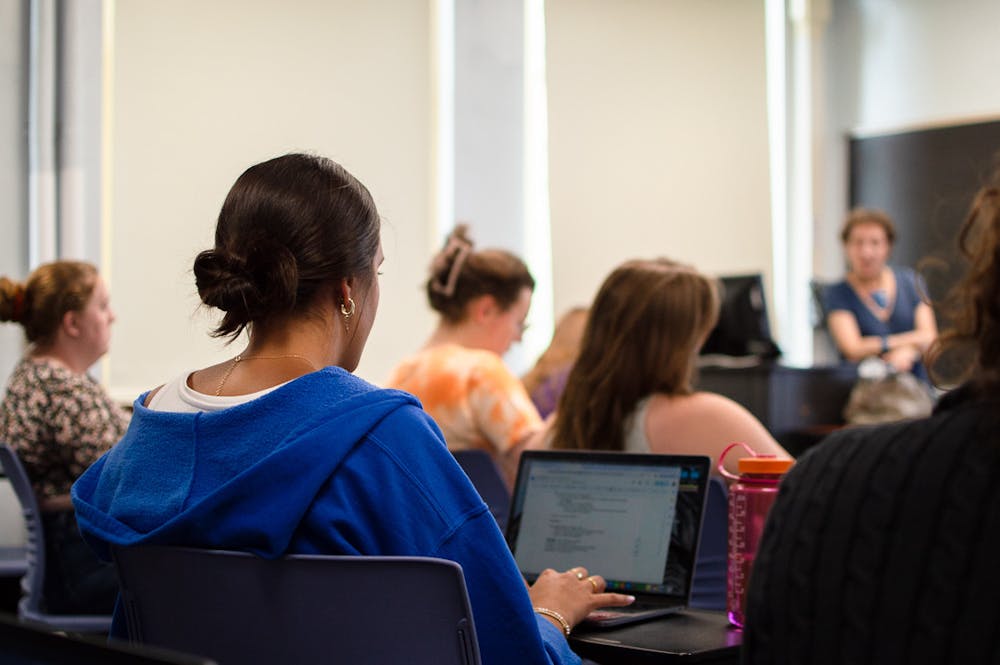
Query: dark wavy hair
[[193, 154, 381, 339], [927, 164, 1000, 392], [425, 224, 535, 323], [551, 258, 720, 452]]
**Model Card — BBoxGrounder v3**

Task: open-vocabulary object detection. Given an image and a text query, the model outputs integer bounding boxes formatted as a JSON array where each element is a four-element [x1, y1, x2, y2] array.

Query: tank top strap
[[623, 396, 653, 453]]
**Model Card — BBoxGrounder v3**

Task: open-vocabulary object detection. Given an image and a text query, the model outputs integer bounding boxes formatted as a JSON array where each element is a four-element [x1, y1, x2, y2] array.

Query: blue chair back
[[113, 546, 482, 665], [690, 476, 727, 610], [451, 449, 511, 530], [0, 444, 111, 633]]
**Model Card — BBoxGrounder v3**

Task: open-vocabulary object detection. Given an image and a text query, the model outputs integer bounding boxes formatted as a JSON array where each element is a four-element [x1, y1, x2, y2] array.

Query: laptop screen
[[506, 451, 710, 599]]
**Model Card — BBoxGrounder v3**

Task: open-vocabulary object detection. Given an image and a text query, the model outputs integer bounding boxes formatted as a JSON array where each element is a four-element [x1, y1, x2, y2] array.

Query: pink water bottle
[[718, 443, 793, 628]]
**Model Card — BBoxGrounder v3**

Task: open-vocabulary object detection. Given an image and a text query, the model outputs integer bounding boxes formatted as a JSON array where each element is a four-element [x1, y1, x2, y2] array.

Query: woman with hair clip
[[0, 260, 126, 614], [386, 224, 542, 485], [72, 155, 632, 661], [743, 167, 1000, 665], [547, 258, 789, 478]]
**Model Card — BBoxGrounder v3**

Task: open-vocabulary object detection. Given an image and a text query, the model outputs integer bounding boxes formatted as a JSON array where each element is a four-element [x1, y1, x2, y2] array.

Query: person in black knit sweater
[[743, 165, 1000, 665]]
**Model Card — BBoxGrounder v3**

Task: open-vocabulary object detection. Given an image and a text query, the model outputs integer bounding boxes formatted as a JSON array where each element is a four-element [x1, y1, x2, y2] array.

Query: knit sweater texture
[[743, 383, 1000, 665]]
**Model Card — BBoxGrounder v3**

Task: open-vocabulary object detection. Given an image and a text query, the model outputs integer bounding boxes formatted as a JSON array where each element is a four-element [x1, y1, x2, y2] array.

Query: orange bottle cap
[[737, 456, 794, 474]]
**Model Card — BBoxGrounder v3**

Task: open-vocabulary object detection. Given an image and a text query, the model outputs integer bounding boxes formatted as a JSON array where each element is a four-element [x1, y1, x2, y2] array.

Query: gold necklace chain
[[215, 353, 319, 396]]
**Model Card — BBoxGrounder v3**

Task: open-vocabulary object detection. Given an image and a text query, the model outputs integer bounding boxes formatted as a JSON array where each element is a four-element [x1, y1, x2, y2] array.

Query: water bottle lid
[[737, 456, 794, 474]]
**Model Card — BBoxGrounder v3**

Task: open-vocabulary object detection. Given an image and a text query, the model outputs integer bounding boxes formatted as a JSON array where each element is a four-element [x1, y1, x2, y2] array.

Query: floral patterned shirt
[[385, 344, 542, 456], [0, 356, 128, 499]]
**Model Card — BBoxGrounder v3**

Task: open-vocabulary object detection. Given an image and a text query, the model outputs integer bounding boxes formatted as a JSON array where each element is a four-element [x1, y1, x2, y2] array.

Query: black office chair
[[0, 445, 111, 634], [113, 546, 482, 665], [0, 611, 215, 665], [810, 278, 841, 363], [689, 476, 727, 611], [0, 471, 28, 578], [808, 279, 832, 329], [451, 449, 511, 530]]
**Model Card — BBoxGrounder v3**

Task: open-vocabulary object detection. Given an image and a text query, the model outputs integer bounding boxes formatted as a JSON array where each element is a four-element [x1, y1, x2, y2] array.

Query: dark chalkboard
[[849, 118, 1000, 306]]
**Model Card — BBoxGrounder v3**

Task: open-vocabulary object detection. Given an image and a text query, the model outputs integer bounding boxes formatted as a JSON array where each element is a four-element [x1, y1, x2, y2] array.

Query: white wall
[[21, 0, 1000, 401], [106, 0, 435, 398], [545, 0, 773, 318], [58, 0, 105, 265], [0, 0, 28, 381], [817, 0, 1000, 279]]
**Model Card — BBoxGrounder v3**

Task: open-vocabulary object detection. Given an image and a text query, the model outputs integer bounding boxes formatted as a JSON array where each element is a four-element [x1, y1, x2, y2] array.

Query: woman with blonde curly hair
[[0, 260, 126, 614]]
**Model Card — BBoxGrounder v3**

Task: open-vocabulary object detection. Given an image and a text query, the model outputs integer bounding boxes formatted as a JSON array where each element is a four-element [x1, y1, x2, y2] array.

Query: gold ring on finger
[[575, 570, 585, 580], [587, 576, 599, 593]]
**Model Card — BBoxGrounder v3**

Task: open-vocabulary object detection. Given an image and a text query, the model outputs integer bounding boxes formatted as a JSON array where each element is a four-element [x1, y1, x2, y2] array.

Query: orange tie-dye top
[[385, 344, 542, 455]]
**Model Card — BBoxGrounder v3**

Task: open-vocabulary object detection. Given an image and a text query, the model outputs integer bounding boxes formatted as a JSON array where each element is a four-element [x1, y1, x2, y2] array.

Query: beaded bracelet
[[534, 607, 571, 636]]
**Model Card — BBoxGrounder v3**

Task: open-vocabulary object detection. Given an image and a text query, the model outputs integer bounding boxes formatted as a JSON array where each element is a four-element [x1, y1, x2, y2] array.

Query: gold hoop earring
[[341, 297, 356, 332]]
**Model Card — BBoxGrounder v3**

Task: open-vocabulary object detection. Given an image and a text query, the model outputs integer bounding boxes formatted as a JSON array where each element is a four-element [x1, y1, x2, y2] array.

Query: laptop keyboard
[[588, 602, 668, 621]]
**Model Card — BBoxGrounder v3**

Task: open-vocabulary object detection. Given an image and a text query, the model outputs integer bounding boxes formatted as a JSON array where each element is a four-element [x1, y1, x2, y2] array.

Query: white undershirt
[[623, 397, 653, 453], [146, 372, 288, 413]]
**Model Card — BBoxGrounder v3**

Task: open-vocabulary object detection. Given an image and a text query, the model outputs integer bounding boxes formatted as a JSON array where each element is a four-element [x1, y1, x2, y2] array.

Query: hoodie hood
[[72, 367, 419, 560]]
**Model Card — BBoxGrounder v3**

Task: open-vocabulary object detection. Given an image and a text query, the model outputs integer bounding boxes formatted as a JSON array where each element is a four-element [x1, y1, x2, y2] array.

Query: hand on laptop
[[529, 566, 635, 632]]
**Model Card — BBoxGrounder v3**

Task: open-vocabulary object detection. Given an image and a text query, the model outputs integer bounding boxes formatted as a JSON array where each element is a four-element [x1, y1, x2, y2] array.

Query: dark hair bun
[[195, 153, 381, 340], [195, 241, 299, 327], [194, 249, 255, 314]]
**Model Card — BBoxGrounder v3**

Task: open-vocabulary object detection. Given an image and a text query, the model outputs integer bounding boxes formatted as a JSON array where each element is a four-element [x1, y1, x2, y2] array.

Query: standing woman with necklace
[[72, 154, 631, 661], [823, 208, 938, 381], [0, 260, 126, 614]]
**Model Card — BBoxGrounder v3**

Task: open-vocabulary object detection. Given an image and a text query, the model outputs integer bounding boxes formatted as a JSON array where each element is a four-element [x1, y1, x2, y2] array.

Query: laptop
[[506, 450, 711, 628]]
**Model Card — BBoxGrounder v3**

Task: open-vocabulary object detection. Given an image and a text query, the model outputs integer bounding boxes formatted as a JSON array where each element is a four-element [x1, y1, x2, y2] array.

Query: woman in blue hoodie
[[72, 153, 632, 664]]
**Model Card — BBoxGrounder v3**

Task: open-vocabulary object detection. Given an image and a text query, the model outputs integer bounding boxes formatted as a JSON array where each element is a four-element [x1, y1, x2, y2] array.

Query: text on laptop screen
[[508, 455, 706, 596]]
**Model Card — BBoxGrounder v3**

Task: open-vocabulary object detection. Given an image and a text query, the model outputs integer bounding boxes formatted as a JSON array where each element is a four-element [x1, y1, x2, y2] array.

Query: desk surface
[[571, 609, 741, 664]]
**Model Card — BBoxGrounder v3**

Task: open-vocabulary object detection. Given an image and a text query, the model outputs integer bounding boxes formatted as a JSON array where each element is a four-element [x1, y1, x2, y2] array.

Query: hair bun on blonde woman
[[0, 277, 27, 323], [0, 261, 97, 344]]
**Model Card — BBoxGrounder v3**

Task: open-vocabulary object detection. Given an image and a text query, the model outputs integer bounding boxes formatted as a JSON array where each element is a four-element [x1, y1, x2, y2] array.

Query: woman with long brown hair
[[549, 258, 788, 477]]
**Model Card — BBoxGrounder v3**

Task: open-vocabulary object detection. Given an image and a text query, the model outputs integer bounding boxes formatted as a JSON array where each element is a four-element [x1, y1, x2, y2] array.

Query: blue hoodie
[[72, 367, 578, 665]]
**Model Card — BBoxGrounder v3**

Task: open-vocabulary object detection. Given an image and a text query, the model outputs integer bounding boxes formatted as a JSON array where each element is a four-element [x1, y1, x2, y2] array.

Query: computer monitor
[[699, 273, 781, 360], [0, 613, 216, 665]]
